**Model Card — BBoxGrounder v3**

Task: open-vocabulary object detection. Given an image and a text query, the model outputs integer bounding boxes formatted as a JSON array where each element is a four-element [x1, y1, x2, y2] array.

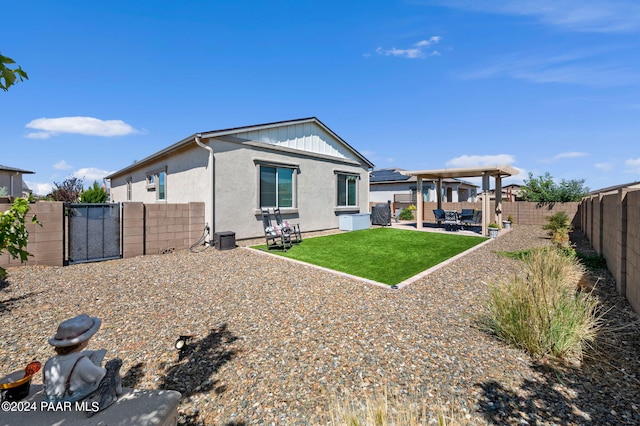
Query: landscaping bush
[[484, 247, 602, 362], [0, 198, 39, 279], [329, 390, 484, 426], [398, 208, 414, 220], [543, 211, 573, 247]]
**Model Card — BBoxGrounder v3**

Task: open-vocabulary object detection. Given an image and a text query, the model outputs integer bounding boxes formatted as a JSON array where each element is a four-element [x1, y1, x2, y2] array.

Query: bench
[[1, 384, 181, 426]]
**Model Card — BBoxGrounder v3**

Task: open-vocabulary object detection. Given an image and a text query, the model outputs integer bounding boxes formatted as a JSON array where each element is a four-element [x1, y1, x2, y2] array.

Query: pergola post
[[495, 175, 503, 227], [436, 178, 443, 210], [482, 172, 490, 236], [416, 175, 423, 229]]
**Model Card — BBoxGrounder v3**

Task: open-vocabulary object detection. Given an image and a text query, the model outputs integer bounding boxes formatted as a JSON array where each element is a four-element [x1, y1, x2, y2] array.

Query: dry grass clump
[[484, 247, 602, 362], [328, 389, 486, 426]]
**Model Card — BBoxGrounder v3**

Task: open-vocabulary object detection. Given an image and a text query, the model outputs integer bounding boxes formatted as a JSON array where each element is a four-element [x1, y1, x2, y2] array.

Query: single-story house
[[106, 117, 374, 240], [370, 168, 478, 205], [0, 164, 34, 199]]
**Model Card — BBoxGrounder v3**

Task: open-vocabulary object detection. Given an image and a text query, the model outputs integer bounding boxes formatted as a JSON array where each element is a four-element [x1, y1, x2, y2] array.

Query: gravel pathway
[[1, 225, 639, 425]]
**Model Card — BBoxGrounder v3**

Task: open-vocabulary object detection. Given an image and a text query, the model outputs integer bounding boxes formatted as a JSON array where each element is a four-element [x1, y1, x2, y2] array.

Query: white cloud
[[54, 160, 73, 170], [436, 0, 640, 33], [446, 154, 516, 167], [72, 167, 114, 183], [542, 151, 588, 162], [458, 49, 640, 88], [376, 36, 441, 59], [24, 181, 53, 197], [624, 158, 640, 174], [24, 116, 140, 139], [595, 162, 613, 171]]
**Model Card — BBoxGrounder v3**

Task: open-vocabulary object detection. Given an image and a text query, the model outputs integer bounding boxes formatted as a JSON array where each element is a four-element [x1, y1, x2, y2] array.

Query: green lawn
[[251, 227, 487, 285]]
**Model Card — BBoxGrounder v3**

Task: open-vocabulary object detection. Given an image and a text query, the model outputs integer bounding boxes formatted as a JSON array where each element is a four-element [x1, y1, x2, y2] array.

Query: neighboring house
[[0, 164, 34, 199], [498, 183, 523, 201], [106, 117, 374, 240], [588, 181, 640, 196], [369, 168, 478, 204]]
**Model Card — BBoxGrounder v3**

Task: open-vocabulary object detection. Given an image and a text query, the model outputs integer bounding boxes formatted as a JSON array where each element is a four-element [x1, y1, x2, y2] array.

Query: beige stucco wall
[[109, 138, 371, 240], [0, 172, 26, 197]]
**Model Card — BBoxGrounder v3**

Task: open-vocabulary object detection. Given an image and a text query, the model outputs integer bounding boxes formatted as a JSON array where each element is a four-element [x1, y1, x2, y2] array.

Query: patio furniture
[[443, 210, 461, 231], [461, 209, 482, 227], [262, 209, 292, 251], [433, 209, 446, 225], [274, 207, 302, 243]]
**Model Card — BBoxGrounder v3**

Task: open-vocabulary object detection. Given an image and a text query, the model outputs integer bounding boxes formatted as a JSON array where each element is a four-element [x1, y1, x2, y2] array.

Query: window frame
[[255, 161, 298, 210], [146, 167, 167, 201], [335, 172, 360, 208]]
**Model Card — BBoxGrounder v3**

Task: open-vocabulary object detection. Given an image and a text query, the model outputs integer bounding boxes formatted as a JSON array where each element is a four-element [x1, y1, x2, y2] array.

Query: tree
[[0, 198, 40, 279], [80, 181, 108, 203], [520, 172, 589, 203], [49, 177, 84, 203], [1, 52, 28, 91]]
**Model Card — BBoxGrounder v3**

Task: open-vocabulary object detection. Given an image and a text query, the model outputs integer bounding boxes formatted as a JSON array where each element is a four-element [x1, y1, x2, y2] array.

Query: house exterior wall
[[0, 171, 24, 197], [370, 182, 477, 205], [110, 135, 371, 240]]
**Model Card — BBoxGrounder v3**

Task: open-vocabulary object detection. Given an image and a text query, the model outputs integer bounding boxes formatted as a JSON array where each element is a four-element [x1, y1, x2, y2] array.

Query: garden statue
[[43, 314, 122, 414]]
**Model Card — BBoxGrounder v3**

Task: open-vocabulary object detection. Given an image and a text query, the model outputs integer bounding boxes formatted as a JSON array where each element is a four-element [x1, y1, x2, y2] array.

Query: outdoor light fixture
[[174, 335, 194, 351]]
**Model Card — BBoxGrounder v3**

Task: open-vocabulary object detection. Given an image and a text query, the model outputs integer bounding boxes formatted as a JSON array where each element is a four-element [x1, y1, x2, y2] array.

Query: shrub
[[484, 247, 602, 362], [0, 198, 40, 279], [329, 390, 484, 426], [80, 181, 108, 203], [542, 211, 572, 247], [488, 222, 499, 229], [398, 208, 414, 220]]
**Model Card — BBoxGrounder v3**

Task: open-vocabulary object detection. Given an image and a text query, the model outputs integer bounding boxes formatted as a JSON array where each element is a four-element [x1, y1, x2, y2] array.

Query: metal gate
[[65, 203, 121, 265]]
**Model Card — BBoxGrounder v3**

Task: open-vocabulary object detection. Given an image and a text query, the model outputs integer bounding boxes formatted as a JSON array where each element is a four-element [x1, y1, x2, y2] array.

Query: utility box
[[214, 231, 236, 250]]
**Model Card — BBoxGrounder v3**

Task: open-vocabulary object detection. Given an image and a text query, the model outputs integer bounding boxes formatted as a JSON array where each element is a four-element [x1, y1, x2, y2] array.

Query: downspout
[[195, 134, 214, 241]]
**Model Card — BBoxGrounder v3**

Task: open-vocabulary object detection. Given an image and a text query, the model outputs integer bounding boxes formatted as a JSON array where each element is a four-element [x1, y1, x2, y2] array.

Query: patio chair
[[274, 207, 302, 243], [433, 209, 446, 225], [443, 210, 461, 231], [460, 208, 475, 229], [262, 209, 292, 251]]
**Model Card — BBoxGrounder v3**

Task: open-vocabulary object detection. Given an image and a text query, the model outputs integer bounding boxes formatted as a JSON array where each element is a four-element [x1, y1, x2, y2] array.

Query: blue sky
[[2, 0, 640, 195]]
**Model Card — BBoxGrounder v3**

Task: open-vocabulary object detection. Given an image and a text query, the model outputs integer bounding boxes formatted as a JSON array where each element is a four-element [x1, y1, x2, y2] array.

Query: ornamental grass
[[484, 247, 602, 362]]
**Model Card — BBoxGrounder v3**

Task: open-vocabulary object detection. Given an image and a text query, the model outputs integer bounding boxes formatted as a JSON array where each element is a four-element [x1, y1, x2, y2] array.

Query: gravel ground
[[1, 225, 639, 425]]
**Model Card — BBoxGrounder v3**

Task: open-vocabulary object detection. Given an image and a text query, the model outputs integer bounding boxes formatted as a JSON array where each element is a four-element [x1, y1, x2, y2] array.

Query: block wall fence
[[0, 201, 205, 270], [372, 200, 581, 227], [581, 189, 640, 314]]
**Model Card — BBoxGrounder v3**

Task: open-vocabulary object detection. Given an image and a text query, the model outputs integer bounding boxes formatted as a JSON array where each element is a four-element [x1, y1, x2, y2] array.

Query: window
[[337, 174, 358, 206], [126, 179, 132, 201], [146, 169, 167, 201], [157, 171, 166, 200], [260, 166, 294, 208]]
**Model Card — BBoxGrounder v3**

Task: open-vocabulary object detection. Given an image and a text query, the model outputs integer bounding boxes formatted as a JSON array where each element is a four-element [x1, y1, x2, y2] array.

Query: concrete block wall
[[624, 191, 640, 313], [144, 202, 205, 256], [1, 201, 205, 271], [580, 188, 640, 314], [0, 201, 64, 268], [418, 201, 580, 227]]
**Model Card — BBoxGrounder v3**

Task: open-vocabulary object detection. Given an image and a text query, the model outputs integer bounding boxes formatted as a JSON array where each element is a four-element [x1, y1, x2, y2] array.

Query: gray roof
[[370, 168, 478, 187], [588, 181, 640, 195], [370, 168, 411, 183], [107, 117, 374, 179], [0, 164, 34, 174]]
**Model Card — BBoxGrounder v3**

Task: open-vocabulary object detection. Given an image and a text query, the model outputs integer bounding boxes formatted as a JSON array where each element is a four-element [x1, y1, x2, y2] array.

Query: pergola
[[400, 165, 519, 236]]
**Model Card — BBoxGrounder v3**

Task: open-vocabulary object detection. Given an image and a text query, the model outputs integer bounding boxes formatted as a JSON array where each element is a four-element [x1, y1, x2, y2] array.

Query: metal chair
[[443, 210, 461, 231]]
